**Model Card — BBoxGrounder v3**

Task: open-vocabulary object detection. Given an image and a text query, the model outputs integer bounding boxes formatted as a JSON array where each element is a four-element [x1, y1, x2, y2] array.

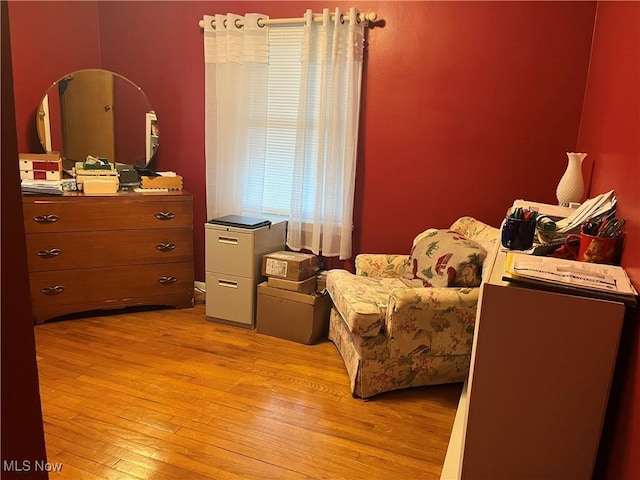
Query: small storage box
[[257, 282, 331, 344], [19, 152, 61, 171], [316, 270, 329, 292], [141, 175, 183, 190], [83, 178, 119, 194], [20, 170, 50, 180], [267, 276, 317, 294], [262, 251, 319, 281]]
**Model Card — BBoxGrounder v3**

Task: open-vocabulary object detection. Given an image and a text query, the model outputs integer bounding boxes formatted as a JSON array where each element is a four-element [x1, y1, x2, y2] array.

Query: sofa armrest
[[355, 254, 410, 278], [386, 287, 480, 356]]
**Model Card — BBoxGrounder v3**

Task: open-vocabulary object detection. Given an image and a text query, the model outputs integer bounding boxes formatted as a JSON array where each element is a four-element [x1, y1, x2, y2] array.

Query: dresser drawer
[[29, 262, 194, 308], [23, 194, 192, 233], [26, 228, 194, 272]]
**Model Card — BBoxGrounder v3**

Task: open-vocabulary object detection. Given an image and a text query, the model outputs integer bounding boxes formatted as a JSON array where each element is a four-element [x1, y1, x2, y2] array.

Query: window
[[204, 9, 365, 258]]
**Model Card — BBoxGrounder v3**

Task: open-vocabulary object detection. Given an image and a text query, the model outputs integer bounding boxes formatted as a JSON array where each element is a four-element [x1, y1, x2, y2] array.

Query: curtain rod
[[198, 11, 377, 29]]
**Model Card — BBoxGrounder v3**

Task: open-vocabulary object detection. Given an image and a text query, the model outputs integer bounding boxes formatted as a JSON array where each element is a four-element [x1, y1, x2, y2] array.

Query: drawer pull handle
[[36, 248, 62, 258], [158, 276, 178, 285], [33, 214, 59, 224], [155, 243, 176, 252], [155, 212, 176, 221], [218, 236, 238, 245], [218, 280, 238, 289], [40, 285, 65, 295]]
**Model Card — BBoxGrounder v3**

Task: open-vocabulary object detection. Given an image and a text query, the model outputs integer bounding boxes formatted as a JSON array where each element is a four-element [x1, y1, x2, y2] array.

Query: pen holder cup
[[501, 217, 536, 251], [564, 231, 625, 265]]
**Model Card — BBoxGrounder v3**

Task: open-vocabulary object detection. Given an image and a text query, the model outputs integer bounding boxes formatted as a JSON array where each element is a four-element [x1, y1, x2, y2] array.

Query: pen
[[510, 207, 536, 220]]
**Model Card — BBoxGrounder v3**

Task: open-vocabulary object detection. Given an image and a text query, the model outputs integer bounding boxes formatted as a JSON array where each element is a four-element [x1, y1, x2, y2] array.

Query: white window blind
[[242, 25, 322, 220]]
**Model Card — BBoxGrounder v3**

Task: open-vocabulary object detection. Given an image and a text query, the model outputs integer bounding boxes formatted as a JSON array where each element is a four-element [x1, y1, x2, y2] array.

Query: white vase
[[556, 152, 586, 206]]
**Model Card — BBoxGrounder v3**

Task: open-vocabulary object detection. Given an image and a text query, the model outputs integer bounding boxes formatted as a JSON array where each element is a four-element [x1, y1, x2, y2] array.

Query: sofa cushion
[[450, 216, 500, 252], [326, 269, 406, 337], [403, 229, 487, 288]]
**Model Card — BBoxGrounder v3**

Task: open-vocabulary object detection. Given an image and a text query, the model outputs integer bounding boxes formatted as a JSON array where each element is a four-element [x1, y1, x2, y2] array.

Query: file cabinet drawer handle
[[155, 212, 176, 221], [218, 280, 238, 289], [36, 248, 62, 258], [218, 236, 238, 245], [40, 285, 65, 295], [157, 276, 178, 285], [155, 243, 176, 252], [33, 214, 59, 224]]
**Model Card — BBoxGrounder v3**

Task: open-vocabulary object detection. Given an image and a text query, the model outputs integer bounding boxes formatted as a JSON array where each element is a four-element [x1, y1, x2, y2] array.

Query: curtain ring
[[234, 18, 243, 29], [257, 17, 265, 28], [356, 14, 361, 24], [210, 19, 216, 29], [340, 13, 345, 24], [223, 18, 227, 28]]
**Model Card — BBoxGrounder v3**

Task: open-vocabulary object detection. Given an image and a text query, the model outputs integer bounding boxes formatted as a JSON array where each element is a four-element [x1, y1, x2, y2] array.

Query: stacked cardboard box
[[257, 251, 330, 344], [262, 251, 319, 279]]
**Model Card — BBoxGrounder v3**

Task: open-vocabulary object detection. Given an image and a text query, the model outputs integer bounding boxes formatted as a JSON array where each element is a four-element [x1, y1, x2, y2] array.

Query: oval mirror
[[36, 68, 159, 166]]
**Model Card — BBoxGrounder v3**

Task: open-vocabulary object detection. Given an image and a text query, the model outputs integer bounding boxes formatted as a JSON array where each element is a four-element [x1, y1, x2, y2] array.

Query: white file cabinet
[[205, 220, 286, 327]]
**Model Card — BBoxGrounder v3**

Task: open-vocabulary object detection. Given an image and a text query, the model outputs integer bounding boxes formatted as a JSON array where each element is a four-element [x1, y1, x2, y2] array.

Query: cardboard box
[[141, 175, 183, 190], [262, 251, 319, 281], [83, 178, 119, 194], [267, 276, 316, 294], [257, 282, 331, 344], [316, 270, 329, 292]]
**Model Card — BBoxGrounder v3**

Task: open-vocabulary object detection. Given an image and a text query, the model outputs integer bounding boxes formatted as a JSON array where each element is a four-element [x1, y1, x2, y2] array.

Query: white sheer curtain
[[203, 8, 365, 260], [288, 8, 364, 259], [203, 13, 270, 220]]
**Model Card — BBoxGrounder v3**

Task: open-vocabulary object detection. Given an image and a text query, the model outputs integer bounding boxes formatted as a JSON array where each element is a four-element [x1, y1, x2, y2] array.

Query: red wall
[[577, 3, 640, 479], [8, 1, 102, 154], [9, 1, 596, 279]]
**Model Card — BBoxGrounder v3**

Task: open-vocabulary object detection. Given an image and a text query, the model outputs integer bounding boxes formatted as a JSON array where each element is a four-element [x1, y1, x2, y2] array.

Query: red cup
[[564, 231, 624, 265]]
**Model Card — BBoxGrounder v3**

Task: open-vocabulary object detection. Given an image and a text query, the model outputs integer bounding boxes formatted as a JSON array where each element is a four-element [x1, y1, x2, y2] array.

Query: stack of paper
[[21, 179, 63, 195], [553, 190, 617, 234], [503, 251, 637, 306]]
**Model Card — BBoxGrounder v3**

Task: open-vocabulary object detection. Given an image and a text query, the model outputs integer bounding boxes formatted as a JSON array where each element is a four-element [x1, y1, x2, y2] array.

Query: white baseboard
[[194, 281, 206, 293]]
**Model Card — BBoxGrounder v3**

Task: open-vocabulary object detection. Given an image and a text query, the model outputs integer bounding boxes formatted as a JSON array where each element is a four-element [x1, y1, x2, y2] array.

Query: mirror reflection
[[37, 68, 159, 166]]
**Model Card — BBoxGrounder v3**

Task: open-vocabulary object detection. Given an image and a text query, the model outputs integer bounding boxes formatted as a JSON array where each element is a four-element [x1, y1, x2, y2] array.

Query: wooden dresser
[[22, 192, 194, 324]]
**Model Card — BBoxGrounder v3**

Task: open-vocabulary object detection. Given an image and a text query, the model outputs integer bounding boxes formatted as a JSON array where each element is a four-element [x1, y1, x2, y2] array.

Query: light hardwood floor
[[34, 295, 462, 479]]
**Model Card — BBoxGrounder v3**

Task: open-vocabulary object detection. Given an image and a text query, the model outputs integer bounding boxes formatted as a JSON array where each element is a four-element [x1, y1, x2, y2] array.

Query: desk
[[442, 202, 625, 479]]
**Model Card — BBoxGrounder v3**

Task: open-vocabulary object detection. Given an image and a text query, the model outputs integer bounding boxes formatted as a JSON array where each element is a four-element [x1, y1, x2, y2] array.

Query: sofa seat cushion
[[326, 269, 405, 337]]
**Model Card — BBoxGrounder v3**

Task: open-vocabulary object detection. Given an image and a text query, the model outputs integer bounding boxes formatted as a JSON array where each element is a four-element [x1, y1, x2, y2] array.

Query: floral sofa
[[326, 217, 499, 399]]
